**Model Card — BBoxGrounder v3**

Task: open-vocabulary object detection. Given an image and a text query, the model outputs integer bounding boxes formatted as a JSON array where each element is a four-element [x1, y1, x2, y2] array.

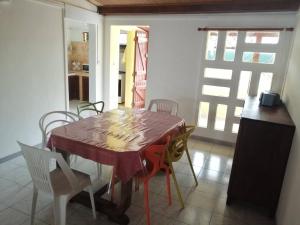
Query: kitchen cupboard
[[68, 75, 79, 100], [227, 96, 295, 216]]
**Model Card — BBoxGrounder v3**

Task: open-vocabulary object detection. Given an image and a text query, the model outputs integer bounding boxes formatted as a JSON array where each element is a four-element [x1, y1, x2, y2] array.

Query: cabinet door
[[82, 76, 89, 102], [68, 75, 79, 100]]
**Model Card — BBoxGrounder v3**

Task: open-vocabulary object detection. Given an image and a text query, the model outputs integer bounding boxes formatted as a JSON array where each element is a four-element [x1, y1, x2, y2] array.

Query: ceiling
[[89, 0, 300, 15]]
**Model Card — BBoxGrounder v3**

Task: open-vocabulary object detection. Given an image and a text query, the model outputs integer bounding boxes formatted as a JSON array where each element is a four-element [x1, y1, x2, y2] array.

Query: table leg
[[71, 179, 132, 225]]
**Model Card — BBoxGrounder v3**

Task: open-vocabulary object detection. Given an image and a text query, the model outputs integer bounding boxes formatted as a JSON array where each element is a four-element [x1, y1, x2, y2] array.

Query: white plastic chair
[[148, 99, 178, 116], [18, 142, 96, 225]]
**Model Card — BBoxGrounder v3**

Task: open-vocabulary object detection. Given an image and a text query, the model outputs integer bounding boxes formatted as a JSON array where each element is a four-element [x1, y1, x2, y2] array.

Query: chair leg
[[30, 187, 38, 225], [96, 163, 102, 178], [54, 197, 67, 225], [185, 149, 198, 186], [165, 168, 172, 206], [88, 186, 97, 219], [143, 181, 151, 225], [109, 167, 115, 202], [169, 163, 185, 208]]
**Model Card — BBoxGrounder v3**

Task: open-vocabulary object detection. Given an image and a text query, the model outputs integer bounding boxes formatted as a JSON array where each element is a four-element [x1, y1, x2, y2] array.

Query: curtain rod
[[197, 27, 294, 31]]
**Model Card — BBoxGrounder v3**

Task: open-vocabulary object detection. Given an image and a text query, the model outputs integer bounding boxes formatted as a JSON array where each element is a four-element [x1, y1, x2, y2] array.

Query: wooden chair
[[165, 125, 198, 208], [148, 99, 178, 116]]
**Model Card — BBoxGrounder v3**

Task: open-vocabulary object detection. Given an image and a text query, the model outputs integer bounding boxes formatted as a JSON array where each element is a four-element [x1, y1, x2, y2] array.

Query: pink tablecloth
[[49, 109, 185, 182]]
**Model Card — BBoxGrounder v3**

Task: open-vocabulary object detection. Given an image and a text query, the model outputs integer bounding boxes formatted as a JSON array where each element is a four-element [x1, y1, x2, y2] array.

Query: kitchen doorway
[[109, 25, 150, 110], [65, 20, 90, 113]]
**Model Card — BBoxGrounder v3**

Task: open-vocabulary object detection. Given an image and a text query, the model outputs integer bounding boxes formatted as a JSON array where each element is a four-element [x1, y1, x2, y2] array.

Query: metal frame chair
[[76, 102, 105, 177], [18, 142, 96, 225], [39, 111, 82, 149], [77, 101, 105, 117], [148, 99, 178, 116], [166, 125, 198, 208]]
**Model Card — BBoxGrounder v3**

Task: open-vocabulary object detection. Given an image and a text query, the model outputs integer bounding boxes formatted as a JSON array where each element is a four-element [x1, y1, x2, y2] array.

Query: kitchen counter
[[68, 70, 89, 101]]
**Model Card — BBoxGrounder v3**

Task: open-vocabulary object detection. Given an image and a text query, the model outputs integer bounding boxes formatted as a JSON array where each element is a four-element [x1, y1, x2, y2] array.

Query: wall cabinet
[[227, 97, 295, 216]]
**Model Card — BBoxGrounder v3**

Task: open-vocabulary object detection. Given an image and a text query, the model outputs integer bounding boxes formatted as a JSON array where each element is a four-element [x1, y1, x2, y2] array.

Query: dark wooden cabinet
[[82, 76, 89, 101], [227, 97, 295, 216], [68, 75, 79, 100]]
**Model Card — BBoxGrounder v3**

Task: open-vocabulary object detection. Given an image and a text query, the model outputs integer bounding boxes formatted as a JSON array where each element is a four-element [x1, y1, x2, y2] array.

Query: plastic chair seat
[[50, 168, 91, 196]]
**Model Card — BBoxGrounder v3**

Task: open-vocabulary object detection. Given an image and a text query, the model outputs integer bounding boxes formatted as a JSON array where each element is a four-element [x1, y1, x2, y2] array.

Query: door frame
[[63, 5, 102, 111]]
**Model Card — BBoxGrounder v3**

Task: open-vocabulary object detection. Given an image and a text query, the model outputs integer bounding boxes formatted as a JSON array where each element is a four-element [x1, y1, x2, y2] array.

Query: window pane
[[224, 31, 238, 62], [237, 71, 252, 100], [242, 52, 276, 64], [234, 107, 243, 117], [245, 31, 280, 44], [232, 123, 239, 133], [198, 102, 209, 128], [202, 85, 230, 97], [204, 68, 232, 80], [205, 31, 219, 60], [215, 104, 227, 131], [257, 72, 273, 95]]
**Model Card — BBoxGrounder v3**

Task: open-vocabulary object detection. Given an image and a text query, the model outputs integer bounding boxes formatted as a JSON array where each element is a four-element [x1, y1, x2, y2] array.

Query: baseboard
[[191, 135, 236, 147], [0, 151, 22, 164]]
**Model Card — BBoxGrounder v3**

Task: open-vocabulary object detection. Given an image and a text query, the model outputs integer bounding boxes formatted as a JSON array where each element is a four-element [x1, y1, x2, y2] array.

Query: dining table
[[48, 108, 185, 225]]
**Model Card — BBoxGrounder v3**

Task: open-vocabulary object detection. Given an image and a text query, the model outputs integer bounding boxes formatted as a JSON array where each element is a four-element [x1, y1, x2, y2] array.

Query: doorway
[[109, 25, 149, 110], [65, 20, 90, 112]]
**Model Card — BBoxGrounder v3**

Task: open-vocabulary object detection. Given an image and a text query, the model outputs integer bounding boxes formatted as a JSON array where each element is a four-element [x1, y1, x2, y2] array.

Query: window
[[242, 52, 276, 64], [202, 85, 230, 97], [245, 31, 280, 44], [205, 31, 219, 60], [204, 68, 232, 80], [214, 104, 227, 131], [224, 31, 238, 62], [237, 71, 252, 100], [257, 72, 273, 95], [198, 102, 210, 128]]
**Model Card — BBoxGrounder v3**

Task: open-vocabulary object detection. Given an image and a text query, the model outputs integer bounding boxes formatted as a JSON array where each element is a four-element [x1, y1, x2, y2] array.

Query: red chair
[[110, 136, 171, 225], [139, 136, 172, 225]]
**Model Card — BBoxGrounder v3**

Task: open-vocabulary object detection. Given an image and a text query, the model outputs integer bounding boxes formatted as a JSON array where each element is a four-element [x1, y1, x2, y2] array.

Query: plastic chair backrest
[[39, 111, 81, 149], [77, 101, 105, 118], [168, 126, 195, 162], [148, 99, 178, 116], [144, 136, 170, 178], [17, 142, 78, 194]]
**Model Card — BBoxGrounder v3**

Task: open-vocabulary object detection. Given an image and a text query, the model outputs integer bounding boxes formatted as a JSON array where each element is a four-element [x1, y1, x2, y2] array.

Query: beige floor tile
[[209, 214, 244, 225], [21, 218, 49, 225], [185, 190, 217, 211], [0, 207, 28, 225], [176, 205, 212, 225], [210, 144, 235, 157], [11, 191, 52, 215], [0, 139, 275, 225], [189, 139, 213, 153]]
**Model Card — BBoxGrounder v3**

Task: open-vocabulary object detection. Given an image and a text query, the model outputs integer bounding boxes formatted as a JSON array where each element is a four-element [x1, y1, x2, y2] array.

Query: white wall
[[0, 0, 66, 158], [277, 11, 300, 225], [103, 13, 297, 126]]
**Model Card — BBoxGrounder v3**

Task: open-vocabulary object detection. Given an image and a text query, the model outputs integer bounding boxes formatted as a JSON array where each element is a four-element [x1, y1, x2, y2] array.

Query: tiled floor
[[0, 139, 275, 225]]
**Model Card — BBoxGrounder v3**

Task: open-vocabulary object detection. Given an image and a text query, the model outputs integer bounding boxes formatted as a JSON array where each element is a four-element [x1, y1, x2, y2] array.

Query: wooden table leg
[[71, 179, 133, 225]]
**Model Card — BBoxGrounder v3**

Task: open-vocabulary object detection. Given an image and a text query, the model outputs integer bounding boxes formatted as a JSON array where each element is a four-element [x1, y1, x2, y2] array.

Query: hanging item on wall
[[83, 32, 89, 42]]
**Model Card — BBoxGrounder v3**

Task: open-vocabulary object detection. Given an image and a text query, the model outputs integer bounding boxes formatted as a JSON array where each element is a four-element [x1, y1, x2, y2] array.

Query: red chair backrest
[[144, 136, 170, 178]]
